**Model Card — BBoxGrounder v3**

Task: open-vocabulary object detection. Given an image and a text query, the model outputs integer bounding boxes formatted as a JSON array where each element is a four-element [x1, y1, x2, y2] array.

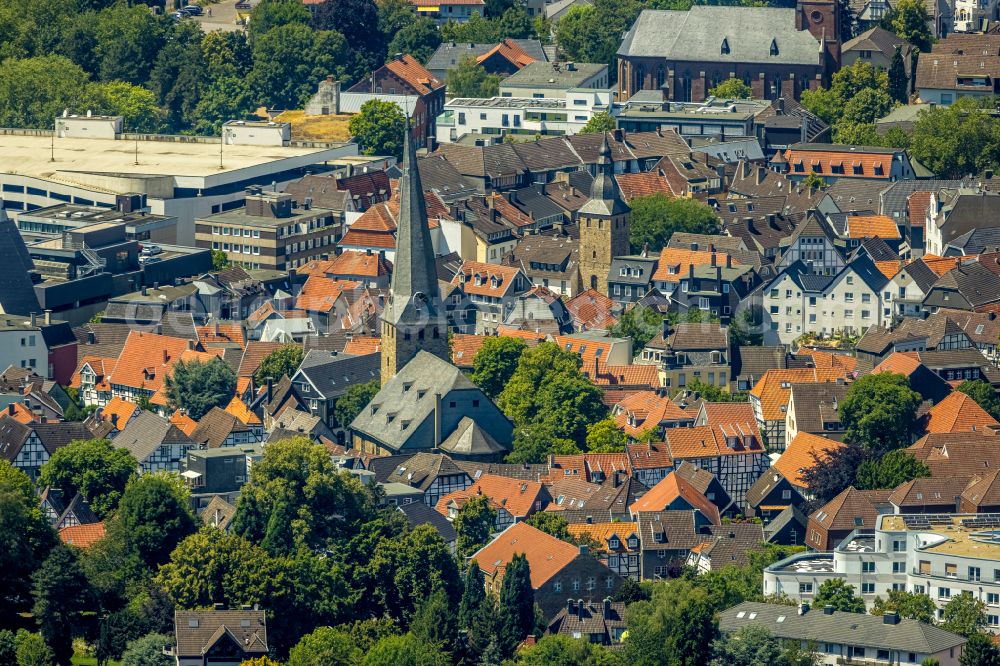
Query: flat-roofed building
[[17, 204, 178, 244]]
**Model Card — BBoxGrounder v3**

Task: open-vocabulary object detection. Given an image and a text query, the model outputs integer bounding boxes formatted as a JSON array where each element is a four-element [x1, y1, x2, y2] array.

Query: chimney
[[798, 603, 809, 615], [603, 597, 612, 618], [110, 413, 118, 428], [577, 599, 585, 620], [6, 404, 13, 416], [688, 263, 695, 279], [87, 331, 95, 344], [434, 392, 442, 447], [726, 255, 732, 269], [579, 544, 588, 555], [883, 612, 900, 625], [44, 310, 51, 326], [266, 377, 273, 404], [162, 349, 169, 365], [711, 252, 717, 267], [823, 605, 834, 615], [567, 599, 576, 615]]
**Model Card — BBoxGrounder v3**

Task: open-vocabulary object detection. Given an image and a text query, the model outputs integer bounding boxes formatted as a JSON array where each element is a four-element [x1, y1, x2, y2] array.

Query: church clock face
[[811, 10, 824, 22]]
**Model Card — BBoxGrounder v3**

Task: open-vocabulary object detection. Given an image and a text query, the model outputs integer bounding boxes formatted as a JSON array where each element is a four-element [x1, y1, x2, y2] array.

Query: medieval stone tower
[[578, 133, 631, 295], [380, 129, 450, 385]]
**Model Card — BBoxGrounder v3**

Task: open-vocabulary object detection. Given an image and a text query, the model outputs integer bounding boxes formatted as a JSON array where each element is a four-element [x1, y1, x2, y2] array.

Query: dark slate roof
[[731, 346, 788, 381], [189, 407, 250, 448], [880, 179, 966, 219], [699, 522, 765, 568], [824, 179, 891, 213], [763, 504, 808, 541], [667, 322, 728, 351], [385, 452, 471, 491], [931, 261, 1000, 307], [719, 602, 966, 654], [0, 210, 41, 316], [547, 600, 626, 640], [746, 466, 795, 509], [848, 255, 891, 293], [454, 460, 549, 481], [173, 609, 268, 659], [294, 350, 380, 399], [0, 415, 32, 462], [115, 411, 195, 462], [633, 509, 703, 550], [900, 258, 941, 294], [674, 461, 723, 498], [32, 422, 98, 456], [201, 495, 238, 531], [426, 39, 546, 74], [946, 226, 1000, 255], [851, 237, 900, 263], [398, 501, 457, 543], [59, 493, 99, 526], [417, 154, 479, 200], [438, 416, 507, 457]]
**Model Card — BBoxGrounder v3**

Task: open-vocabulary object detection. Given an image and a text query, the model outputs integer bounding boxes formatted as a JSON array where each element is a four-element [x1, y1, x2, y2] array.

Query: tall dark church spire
[[380, 127, 449, 384]]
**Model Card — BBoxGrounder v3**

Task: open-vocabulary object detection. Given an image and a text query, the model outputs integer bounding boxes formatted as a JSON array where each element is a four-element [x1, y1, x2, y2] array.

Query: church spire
[[384, 126, 442, 327], [579, 132, 630, 217]]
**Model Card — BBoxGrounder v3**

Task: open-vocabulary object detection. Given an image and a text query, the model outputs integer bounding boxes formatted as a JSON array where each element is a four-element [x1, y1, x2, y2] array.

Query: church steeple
[[578, 132, 631, 294], [380, 127, 449, 385]]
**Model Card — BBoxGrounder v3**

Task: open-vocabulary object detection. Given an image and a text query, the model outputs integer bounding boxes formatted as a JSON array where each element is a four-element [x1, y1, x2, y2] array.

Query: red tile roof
[[451, 334, 487, 368], [59, 522, 106, 548], [613, 391, 692, 436], [750, 368, 847, 421], [295, 276, 360, 313], [872, 352, 922, 377], [69, 356, 115, 390], [237, 341, 287, 378], [628, 472, 721, 524], [626, 441, 673, 470], [472, 522, 580, 588], [169, 410, 198, 436], [652, 248, 740, 283], [783, 148, 900, 180], [100, 396, 139, 430], [453, 261, 526, 298], [108, 332, 196, 393], [384, 54, 445, 95], [583, 362, 659, 388], [615, 171, 676, 201], [5, 402, 36, 424], [224, 396, 262, 426], [565, 289, 618, 331], [908, 191, 932, 227], [775, 432, 845, 488], [436, 474, 546, 519], [476, 39, 535, 69], [343, 336, 381, 355], [845, 215, 901, 240], [195, 324, 246, 349], [326, 250, 393, 277], [923, 391, 1000, 434]]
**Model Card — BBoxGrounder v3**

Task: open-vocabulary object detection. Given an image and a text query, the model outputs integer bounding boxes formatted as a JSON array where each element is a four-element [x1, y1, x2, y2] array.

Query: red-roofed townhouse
[[451, 261, 532, 334], [348, 54, 446, 148], [628, 471, 721, 527], [472, 522, 625, 618], [71, 356, 115, 407]]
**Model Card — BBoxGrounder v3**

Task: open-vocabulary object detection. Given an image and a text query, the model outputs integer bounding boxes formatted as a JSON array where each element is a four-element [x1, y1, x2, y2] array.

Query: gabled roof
[[201, 495, 237, 531], [99, 396, 139, 430], [629, 471, 721, 524], [909, 431, 1000, 477], [436, 474, 547, 519], [566, 522, 639, 551], [59, 522, 106, 548], [961, 470, 1000, 508], [565, 289, 618, 331], [108, 331, 196, 392], [473, 522, 581, 588], [385, 452, 470, 491], [174, 609, 268, 659], [652, 248, 741, 282], [295, 276, 360, 314], [115, 411, 195, 462], [889, 476, 971, 507], [195, 323, 246, 349], [237, 341, 288, 378], [325, 250, 393, 277], [775, 432, 845, 488], [190, 407, 251, 448], [810, 486, 891, 532], [922, 391, 1000, 434], [614, 391, 692, 437], [382, 54, 444, 95], [294, 349, 380, 399], [843, 27, 911, 56], [452, 261, 527, 298], [750, 368, 847, 421], [398, 501, 457, 543], [633, 509, 703, 550]]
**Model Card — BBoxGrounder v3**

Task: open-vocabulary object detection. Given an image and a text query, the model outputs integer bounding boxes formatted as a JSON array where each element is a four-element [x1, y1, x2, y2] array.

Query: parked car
[[139, 255, 162, 265], [183, 4, 203, 14], [140, 244, 163, 256]]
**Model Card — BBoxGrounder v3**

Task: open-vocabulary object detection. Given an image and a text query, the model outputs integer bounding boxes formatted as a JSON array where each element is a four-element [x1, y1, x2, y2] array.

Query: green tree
[[471, 336, 528, 399], [194, 77, 256, 136], [14, 631, 54, 666], [840, 87, 894, 126], [907, 97, 1000, 178], [254, 345, 305, 385], [961, 632, 1000, 666], [709, 78, 753, 99], [120, 633, 173, 666], [839, 372, 921, 450], [0, 630, 13, 665], [941, 591, 987, 637], [623, 579, 717, 666], [579, 111, 617, 134], [32, 545, 92, 665], [446, 56, 503, 99], [362, 633, 449, 666], [525, 512, 570, 540], [454, 495, 497, 558], [410, 586, 460, 658], [812, 579, 864, 613], [458, 561, 494, 659], [682, 379, 743, 403], [118, 473, 197, 568], [85, 80, 166, 133], [855, 449, 930, 489], [498, 7, 533, 38], [832, 122, 881, 146], [507, 421, 582, 464], [610, 304, 663, 350], [440, 14, 501, 43], [484, 0, 515, 17], [628, 194, 721, 253], [710, 624, 781, 666], [498, 342, 607, 456], [957, 379, 1000, 420], [800, 172, 827, 191], [93, 3, 168, 84], [870, 590, 935, 624], [348, 98, 407, 159], [891, 0, 933, 52], [251, 24, 350, 109], [287, 626, 360, 666], [0, 461, 57, 622], [518, 634, 621, 665], [888, 46, 908, 104], [496, 553, 534, 658], [164, 357, 237, 420], [586, 418, 627, 452], [311, 0, 384, 81], [249, 0, 311, 41], [0, 55, 89, 129], [37, 438, 136, 518], [211, 249, 232, 271], [334, 379, 381, 428], [379, 0, 419, 46], [799, 86, 840, 126], [387, 16, 442, 63], [231, 437, 376, 554]]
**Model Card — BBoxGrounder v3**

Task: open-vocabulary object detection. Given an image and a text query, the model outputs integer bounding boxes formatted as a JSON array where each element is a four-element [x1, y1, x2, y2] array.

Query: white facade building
[[764, 513, 1000, 632]]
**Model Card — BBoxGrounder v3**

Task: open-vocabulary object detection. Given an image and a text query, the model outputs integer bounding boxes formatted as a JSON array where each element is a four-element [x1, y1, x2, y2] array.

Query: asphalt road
[[190, 0, 244, 33]]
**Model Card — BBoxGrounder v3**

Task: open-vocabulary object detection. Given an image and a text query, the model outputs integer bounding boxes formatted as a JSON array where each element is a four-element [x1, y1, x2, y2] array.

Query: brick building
[[616, 1, 840, 102], [348, 54, 445, 149]]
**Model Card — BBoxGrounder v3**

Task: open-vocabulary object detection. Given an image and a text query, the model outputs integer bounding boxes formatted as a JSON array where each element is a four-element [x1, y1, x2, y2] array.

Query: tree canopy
[[334, 379, 381, 428], [254, 345, 305, 385], [37, 438, 136, 518], [811, 579, 865, 613], [164, 357, 237, 420], [470, 336, 528, 399], [446, 56, 503, 99], [839, 372, 921, 450], [709, 78, 753, 99], [348, 99, 407, 159], [628, 194, 721, 253], [941, 591, 987, 637], [957, 379, 1000, 420], [454, 495, 497, 559], [579, 111, 617, 134]]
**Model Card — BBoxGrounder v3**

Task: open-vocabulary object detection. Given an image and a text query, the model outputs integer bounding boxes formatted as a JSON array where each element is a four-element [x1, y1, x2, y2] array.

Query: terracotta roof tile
[[224, 396, 261, 426], [551, 334, 618, 367], [628, 472, 721, 524], [343, 336, 381, 355], [566, 522, 640, 552], [237, 342, 287, 378], [750, 368, 847, 421], [872, 351, 922, 376], [798, 350, 858, 374], [472, 522, 580, 588], [295, 276, 360, 313], [436, 474, 546, 519], [700, 402, 765, 454], [921, 254, 962, 277], [58, 521, 105, 548], [451, 334, 487, 368], [384, 54, 444, 95], [845, 215, 901, 240], [615, 171, 676, 201], [775, 432, 845, 488], [583, 362, 659, 388], [452, 261, 527, 298], [325, 250, 393, 277], [69, 356, 116, 390], [565, 289, 618, 331], [652, 248, 741, 282], [923, 391, 1000, 434], [6, 402, 36, 424], [108, 332, 195, 393], [908, 191, 932, 227], [195, 324, 246, 349], [169, 411, 198, 436], [783, 148, 900, 180], [476, 38, 535, 69], [613, 391, 692, 436], [626, 441, 674, 469], [99, 396, 139, 431]]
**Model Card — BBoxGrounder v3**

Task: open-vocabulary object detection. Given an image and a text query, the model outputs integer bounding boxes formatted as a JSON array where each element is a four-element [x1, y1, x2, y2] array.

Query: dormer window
[[490, 275, 499, 288], [770, 39, 779, 56], [609, 537, 620, 549], [628, 536, 638, 549], [721, 38, 730, 55]]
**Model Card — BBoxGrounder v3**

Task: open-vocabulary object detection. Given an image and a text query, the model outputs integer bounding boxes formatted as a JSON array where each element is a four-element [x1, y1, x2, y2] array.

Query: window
[[970, 566, 982, 581], [721, 38, 730, 54], [861, 582, 875, 594], [988, 593, 999, 606], [553, 580, 562, 592], [939, 587, 952, 600], [862, 561, 875, 573], [769, 39, 779, 56], [799, 582, 813, 594], [893, 562, 904, 573]]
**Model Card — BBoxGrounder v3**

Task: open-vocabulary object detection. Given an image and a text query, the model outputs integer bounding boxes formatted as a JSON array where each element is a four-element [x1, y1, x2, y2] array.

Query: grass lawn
[[71, 652, 121, 665]]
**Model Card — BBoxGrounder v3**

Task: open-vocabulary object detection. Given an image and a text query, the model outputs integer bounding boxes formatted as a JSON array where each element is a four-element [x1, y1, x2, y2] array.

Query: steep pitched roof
[[472, 522, 580, 588], [628, 471, 721, 524], [810, 486, 891, 532], [436, 474, 546, 519], [174, 610, 268, 659], [58, 522, 106, 548], [115, 411, 195, 462], [108, 331, 195, 393], [775, 432, 845, 488], [922, 391, 1000, 434], [750, 368, 846, 421], [383, 54, 444, 95]]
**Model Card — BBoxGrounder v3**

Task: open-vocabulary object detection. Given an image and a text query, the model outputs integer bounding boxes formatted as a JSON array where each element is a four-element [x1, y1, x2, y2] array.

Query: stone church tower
[[578, 133, 631, 295], [380, 130, 450, 385]]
